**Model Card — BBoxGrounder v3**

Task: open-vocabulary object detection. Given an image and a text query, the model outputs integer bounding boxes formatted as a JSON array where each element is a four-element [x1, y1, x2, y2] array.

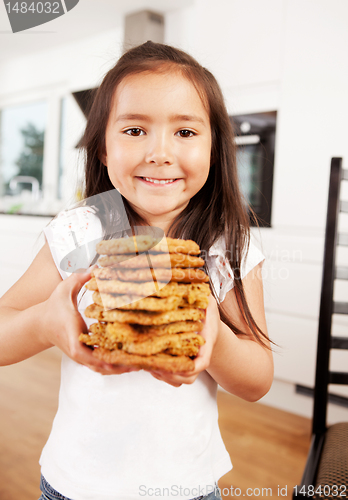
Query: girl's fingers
[[150, 372, 183, 387], [149, 336, 213, 385], [90, 365, 140, 375], [150, 369, 197, 386], [76, 340, 142, 375], [74, 343, 140, 375], [65, 268, 95, 303]]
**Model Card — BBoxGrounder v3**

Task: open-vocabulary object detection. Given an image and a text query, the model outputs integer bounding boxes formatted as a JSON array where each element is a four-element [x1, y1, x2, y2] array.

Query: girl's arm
[[0, 242, 139, 374], [150, 263, 274, 401], [0, 242, 63, 364], [206, 262, 273, 401]]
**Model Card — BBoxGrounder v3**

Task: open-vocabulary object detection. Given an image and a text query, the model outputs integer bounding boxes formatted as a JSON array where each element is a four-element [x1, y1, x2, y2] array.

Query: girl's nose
[[145, 135, 174, 166]]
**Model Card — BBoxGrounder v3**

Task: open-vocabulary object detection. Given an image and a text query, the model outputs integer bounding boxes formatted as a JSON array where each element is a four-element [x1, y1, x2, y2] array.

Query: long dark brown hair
[[81, 41, 268, 346]]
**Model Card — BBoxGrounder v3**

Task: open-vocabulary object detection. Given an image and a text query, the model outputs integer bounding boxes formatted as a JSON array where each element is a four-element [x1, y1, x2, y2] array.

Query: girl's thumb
[[66, 267, 95, 298]]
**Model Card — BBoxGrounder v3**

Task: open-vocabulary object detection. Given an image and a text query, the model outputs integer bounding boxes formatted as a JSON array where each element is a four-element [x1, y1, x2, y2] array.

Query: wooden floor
[[217, 391, 311, 499], [0, 349, 311, 500]]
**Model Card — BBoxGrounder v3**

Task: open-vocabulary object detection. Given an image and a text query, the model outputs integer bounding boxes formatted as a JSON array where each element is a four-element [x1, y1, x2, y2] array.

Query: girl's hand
[[41, 269, 140, 376], [149, 294, 220, 387]]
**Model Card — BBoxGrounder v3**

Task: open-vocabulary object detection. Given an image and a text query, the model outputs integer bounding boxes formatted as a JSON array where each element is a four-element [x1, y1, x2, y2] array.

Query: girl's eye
[[177, 129, 195, 138], [124, 128, 144, 136]]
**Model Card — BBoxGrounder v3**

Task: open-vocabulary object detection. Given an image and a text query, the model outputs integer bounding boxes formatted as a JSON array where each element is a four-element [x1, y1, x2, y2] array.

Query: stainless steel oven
[[230, 111, 276, 227]]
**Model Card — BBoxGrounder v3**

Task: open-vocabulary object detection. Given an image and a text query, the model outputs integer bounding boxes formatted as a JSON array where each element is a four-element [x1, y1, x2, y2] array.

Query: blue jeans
[[39, 475, 222, 500], [39, 476, 73, 500], [192, 487, 222, 500]]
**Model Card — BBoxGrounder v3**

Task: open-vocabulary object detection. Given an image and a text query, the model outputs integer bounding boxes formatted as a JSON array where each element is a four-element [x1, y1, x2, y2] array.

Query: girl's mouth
[[138, 177, 180, 185]]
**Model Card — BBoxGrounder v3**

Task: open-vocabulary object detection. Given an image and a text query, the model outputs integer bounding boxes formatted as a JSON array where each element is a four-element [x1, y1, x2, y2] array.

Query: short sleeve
[[43, 206, 103, 280], [206, 234, 265, 302]]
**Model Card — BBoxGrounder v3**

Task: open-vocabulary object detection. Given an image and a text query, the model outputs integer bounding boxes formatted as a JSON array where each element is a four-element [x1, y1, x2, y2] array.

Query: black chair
[[294, 158, 348, 498]]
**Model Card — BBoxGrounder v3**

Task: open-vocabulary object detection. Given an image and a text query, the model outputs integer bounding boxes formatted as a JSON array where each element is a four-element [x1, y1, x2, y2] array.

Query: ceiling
[[0, 0, 193, 61]]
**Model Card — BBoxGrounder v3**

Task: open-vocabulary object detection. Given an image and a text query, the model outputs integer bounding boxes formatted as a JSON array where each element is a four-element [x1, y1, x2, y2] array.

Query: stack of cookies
[[79, 236, 211, 373]]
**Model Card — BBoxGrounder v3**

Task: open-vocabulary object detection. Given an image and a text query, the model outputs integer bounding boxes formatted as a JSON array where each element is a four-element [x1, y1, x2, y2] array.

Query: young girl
[[0, 41, 273, 500]]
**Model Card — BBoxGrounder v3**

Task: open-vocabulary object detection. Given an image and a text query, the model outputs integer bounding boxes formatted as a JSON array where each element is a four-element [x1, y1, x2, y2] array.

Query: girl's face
[[103, 70, 212, 232]]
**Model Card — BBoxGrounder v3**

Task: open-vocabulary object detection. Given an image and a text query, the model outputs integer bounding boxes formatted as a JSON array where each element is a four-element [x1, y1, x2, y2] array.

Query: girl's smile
[[102, 69, 212, 232], [138, 177, 179, 185]]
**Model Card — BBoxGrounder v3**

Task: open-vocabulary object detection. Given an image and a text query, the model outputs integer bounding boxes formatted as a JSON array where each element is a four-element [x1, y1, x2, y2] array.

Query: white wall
[[1, 0, 348, 419], [0, 215, 49, 297], [167, 0, 348, 419], [0, 28, 124, 96]]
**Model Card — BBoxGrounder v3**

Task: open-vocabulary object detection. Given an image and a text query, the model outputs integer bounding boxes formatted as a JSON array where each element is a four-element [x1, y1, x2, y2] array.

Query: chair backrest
[[293, 158, 348, 496], [312, 157, 348, 436]]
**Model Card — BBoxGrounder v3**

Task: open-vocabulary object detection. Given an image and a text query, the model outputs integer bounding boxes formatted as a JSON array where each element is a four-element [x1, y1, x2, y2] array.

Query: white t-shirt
[[40, 207, 264, 500]]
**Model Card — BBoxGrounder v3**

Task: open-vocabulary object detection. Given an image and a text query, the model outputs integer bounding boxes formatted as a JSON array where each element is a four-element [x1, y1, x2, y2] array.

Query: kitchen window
[[0, 100, 47, 208], [0, 91, 86, 216]]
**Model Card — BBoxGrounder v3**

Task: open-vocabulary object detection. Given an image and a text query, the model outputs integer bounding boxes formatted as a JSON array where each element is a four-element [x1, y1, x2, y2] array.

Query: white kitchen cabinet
[[0, 214, 52, 297]]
